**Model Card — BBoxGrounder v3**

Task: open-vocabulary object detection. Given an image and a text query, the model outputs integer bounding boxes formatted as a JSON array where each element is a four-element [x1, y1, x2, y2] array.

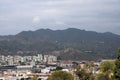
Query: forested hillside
[[0, 28, 120, 61]]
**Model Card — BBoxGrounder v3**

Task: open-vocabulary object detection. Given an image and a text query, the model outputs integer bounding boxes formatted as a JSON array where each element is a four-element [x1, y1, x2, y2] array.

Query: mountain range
[[0, 28, 120, 61]]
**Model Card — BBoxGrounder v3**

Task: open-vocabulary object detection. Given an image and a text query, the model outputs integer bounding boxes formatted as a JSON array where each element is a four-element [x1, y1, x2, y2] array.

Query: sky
[[0, 0, 120, 35]]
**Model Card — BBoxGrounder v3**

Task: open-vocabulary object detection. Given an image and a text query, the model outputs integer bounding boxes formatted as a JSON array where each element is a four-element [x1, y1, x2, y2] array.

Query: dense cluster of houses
[[0, 54, 114, 80]]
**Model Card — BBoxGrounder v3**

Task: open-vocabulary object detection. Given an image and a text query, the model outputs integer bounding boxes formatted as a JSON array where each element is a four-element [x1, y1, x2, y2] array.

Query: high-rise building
[[37, 54, 43, 62]]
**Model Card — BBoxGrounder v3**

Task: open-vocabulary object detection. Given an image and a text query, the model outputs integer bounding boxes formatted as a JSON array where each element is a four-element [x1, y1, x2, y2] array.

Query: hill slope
[[0, 28, 120, 60]]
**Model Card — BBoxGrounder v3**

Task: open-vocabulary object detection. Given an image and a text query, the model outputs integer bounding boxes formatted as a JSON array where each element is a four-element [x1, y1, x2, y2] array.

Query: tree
[[75, 65, 94, 80], [55, 66, 63, 70], [95, 73, 111, 80], [47, 70, 74, 80], [96, 61, 115, 80], [114, 48, 120, 80], [100, 61, 115, 73]]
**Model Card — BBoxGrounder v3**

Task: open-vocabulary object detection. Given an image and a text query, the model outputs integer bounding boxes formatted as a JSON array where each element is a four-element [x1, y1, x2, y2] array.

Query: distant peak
[[36, 28, 53, 31], [66, 28, 80, 30]]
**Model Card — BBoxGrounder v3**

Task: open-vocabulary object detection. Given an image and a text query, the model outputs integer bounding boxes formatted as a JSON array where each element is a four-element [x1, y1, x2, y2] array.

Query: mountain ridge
[[0, 28, 120, 61]]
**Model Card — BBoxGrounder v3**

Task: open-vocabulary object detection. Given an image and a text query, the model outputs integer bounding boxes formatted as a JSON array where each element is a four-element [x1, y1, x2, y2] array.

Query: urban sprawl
[[0, 54, 114, 80]]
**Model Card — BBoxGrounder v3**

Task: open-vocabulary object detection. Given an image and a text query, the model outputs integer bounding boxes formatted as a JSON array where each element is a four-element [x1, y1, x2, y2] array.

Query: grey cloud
[[0, 0, 120, 35]]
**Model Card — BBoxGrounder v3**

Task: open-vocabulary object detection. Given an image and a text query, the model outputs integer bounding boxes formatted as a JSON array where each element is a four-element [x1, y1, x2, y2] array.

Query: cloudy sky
[[0, 0, 120, 35]]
